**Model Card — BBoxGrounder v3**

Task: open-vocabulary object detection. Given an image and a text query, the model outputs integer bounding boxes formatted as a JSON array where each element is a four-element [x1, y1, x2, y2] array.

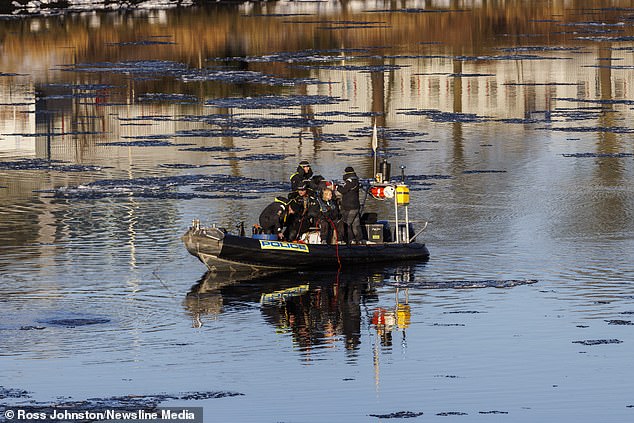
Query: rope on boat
[[326, 216, 342, 271]]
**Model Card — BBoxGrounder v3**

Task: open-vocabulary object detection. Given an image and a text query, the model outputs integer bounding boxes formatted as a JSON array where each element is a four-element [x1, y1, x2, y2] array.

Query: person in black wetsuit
[[314, 188, 341, 244], [285, 182, 319, 241], [290, 160, 313, 192], [336, 166, 364, 244], [258, 196, 294, 239]]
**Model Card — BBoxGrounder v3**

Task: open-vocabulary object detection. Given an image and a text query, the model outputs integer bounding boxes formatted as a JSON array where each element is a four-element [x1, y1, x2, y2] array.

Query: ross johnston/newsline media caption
[[2, 407, 203, 423]]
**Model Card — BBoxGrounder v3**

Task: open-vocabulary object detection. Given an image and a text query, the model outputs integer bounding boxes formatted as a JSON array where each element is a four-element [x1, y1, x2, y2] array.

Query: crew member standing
[[337, 166, 363, 244], [290, 160, 313, 192]]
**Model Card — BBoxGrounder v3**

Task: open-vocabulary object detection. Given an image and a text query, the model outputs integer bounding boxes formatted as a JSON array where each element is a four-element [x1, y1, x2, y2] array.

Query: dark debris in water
[[313, 133, 351, 143], [2, 131, 104, 137], [349, 126, 429, 141], [0, 389, 243, 420], [39, 318, 110, 327], [463, 170, 507, 174], [479, 411, 509, 414], [454, 54, 569, 62], [205, 95, 343, 109], [137, 93, 199, 103], [444, 311, 481, 314], [396, 279, 538, 289], [437, 411, 468, 416], [499, 46, 583, 53], [433, 323, 466, 327], [572, 339, 623, 346], [562, 153, 633, 158], [0, 387, 31, 399], [63, 60, 323, 87], [98, 140, 177, 147], [407, 174, 452, 182], [292, 64, 404, 72], [19, 326, 46, 330], [175, 128, 269, 139], [605, 320, 633, 325], [555, 97, 634, 105], [398, 109, 490, 123], [369, 8, 464, 13], [178, 113, 336, 129], [207, 48, 368, 64], [217, 153, 290, 161], [548, 127, 634, 134], [182, 68, 324, 86], [45, 174, 285, 200], [178, 146, 248, 152], [158, 163, 228, 169], [42, 83, 117, 91], [368, 411, 424, 419], [0, 159, 103, 172], [107, 40, 176, 46]]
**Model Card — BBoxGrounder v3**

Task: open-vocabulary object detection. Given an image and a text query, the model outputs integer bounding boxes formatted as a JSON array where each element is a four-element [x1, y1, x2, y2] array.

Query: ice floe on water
[[0, 159, 103, 172], [561, 152, 633, 158], [204, 95, 344, 109], [62, 60, 324, 86], [7, 0, 195, 15], [387, 279, 538, 289], [206, 48, 369, 64], [43, 174, 288, 200], [572, 339, 623, 346], [398, 109, 490, 123], [0, 387, 242, 419]]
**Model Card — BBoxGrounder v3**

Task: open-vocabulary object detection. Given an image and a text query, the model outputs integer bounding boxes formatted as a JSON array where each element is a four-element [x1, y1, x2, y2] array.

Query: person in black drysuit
[[285, 182, 319, 241], [336, 166, 364, 244], [313, 188, 341, 244], [259, 196, 294, 239], [290, 160, 313, 192]]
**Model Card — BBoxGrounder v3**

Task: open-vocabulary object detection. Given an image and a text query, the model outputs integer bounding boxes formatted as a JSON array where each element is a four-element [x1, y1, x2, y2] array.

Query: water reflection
[[185, 269, 416, 357]]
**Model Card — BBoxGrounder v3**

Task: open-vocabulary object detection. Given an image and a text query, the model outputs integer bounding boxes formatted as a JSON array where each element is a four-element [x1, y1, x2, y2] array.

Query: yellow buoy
[[396, 184, 410, 205]]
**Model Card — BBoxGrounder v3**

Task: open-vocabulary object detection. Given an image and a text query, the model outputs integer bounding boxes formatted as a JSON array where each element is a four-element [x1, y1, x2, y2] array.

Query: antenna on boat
[[371, 121, 378, 180]]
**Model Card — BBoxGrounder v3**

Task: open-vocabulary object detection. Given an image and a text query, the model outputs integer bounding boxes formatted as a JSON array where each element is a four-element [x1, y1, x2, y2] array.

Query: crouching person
[[259, 196, 293, 240]]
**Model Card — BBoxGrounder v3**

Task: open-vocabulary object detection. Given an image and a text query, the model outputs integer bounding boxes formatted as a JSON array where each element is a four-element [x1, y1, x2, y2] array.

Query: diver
[[290, 160, 314, 192], [314, 188, 341, 244], [259, 196, 294, 240], [285, 182, 319, 241], [336, 166, 364, 245]]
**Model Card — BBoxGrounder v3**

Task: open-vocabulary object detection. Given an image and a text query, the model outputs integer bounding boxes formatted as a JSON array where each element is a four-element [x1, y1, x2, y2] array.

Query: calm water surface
[[1, 1, 634, 422]]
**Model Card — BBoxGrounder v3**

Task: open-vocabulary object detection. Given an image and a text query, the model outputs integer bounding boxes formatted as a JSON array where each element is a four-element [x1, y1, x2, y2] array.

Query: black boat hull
[[182, 227, 430, 272]]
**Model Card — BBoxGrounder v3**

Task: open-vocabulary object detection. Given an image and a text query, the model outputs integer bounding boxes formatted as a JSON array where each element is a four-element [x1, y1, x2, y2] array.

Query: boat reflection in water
[[183, 267, 416, 359]]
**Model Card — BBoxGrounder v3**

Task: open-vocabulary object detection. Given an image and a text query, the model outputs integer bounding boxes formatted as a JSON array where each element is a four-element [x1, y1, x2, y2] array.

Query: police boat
[[182, 168, 430, 272]]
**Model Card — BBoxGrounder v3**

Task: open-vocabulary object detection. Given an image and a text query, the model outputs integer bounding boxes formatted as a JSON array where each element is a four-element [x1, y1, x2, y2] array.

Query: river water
[[1, 1, 634, 422]]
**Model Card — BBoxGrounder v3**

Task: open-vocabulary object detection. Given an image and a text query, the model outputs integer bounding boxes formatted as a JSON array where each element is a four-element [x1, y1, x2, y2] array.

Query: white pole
[[394, 189, 399, 243], [372, 122, 378, 180], [404, 205, 410, 243]]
